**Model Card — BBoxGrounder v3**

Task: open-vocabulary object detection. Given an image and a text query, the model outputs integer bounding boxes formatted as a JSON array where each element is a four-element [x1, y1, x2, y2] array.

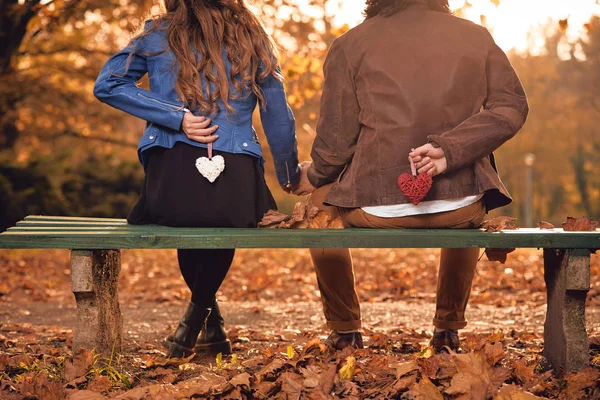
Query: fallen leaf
[[328, 217, 345, 229], [229, 372, 251, 388], [513, 358, 535, 385], [395, 360, 420, 378], [318, 364, 337, 395], [495, 383, 545, 399], [256, 358, 286, 382], [68, 390, 107, 400], [485, 342, 505, 365], [562, 216, 599, 231], [309, 210, 331, 229], [562, 367, 600, 399], [339, 355, 356, 380], [537, 221, 555, 229], [406, 376, 443, 400], [144, 353, 195, 368], [280, 372, 305, 399], [86, 375, 112, 393], [485, 248, 516, 264], [176, 373, 229, 398], [483, 216, 518, 232], [258, 210, 290, 228]]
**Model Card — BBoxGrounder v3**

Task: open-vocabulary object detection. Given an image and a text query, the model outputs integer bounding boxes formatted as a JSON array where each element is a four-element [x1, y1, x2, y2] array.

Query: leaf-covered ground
[[1, 248, 600, 399]]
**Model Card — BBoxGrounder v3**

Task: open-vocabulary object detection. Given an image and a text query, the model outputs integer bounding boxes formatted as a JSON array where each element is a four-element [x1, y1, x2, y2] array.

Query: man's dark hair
[[364, 0, 451, 19]]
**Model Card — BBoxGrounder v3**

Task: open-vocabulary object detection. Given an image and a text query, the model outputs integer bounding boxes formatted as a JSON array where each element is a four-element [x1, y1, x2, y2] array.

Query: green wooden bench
[[1, 215, 599, 372]]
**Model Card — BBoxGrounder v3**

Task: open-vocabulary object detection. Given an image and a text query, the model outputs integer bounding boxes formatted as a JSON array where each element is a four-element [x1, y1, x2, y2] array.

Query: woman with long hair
[[294, 0, 528, 352], [94, 0, 299, 358]]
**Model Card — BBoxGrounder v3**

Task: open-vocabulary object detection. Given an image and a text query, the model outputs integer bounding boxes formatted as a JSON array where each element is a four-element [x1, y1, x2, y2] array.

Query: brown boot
[[431, 330, 459, 353], [325, 331, 364, 350]]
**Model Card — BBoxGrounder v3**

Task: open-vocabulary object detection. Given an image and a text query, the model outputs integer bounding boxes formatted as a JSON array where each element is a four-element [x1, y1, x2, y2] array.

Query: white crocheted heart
[[195, 155, 225, 183]]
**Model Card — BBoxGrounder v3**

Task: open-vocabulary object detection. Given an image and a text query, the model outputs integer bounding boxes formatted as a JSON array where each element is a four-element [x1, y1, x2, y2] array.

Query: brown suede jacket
[[307, 0, 529, 211]]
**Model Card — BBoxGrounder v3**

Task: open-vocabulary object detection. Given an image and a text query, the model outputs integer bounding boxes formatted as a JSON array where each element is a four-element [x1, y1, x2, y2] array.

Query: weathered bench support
[[70, 250, 123, 355], [543, 249, 591, 373]]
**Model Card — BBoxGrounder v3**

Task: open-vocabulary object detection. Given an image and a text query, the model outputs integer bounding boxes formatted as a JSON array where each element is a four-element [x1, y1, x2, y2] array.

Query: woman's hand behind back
[[182, 113, 219, 144]]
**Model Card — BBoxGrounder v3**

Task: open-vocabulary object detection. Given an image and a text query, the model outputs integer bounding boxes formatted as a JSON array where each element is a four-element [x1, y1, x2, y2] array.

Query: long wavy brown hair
[[364, 0, 451, 19], [132, 0, 281, 116]]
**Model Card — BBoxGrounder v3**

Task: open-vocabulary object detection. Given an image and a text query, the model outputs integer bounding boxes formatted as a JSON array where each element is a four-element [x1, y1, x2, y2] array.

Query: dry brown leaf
[[307, 205, 321, 220], [256, 358, 286, 382], [176, 373, 229, 398], [115, 383, 179, 399], [280, 372, 305, 399], [495, 383, 544, 399], [485, 342, 505, 366], [482, 216, 518, 232], [144, 353, 195, 368], [406, 376, 443, 400], [309, 210, 331, 229], [68, 390, 107, 400], [86, 375, 112, 393], [395, 360, 420, 378], [537, 221, 555, 230], [328, 217, 345, 229], [562, 367, 600, 399], [513, 358, 535, 384], [418, 356, 440, 378], [258, 210, 290, 228], [485, 248, 516, 264], [562, 216, 599, 231], [318, 364, 337, 395], [291, 201, 307, 223], [229, 372, 251, 388]]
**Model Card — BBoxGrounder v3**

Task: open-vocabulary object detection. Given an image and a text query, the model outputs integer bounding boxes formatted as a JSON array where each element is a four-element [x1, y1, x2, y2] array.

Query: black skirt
[[127, 142, 277, 228]]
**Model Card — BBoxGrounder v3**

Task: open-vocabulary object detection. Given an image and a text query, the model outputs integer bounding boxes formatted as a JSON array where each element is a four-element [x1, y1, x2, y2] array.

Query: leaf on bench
[[482, 217, 518, 232], [258, 210, 291, 228], [562, 216, 599, 231], [537, 221, 555, 229], [259, 201, 345, 229], [485, 248, 516, 264]]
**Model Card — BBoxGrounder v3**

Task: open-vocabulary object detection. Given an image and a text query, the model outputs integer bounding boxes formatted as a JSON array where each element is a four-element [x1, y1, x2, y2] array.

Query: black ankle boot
[[166, 302, 211, 358], [195, 299, 232, 355]]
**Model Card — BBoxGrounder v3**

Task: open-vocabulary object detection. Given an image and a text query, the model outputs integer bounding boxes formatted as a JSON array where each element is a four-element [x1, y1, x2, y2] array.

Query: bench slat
[[24, 215, 126, 223], [1, 227, 599, 249], [17, 220, 128, 227]]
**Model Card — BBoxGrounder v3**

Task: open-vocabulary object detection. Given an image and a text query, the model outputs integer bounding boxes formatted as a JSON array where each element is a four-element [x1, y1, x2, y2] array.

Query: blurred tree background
[[0, 0, 598, 231]]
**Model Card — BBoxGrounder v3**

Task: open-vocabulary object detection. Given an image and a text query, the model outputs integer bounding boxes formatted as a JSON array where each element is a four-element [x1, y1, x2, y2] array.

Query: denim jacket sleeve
[[93, 28, 187, 131], [259, 68, 300, 186]]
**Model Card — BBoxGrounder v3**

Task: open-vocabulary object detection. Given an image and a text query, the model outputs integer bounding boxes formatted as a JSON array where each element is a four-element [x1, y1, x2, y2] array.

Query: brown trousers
[[309, 184, 486, 331]]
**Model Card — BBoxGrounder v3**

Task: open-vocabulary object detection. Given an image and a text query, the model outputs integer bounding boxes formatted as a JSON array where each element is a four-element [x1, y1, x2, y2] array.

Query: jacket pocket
[[138, 129, 159, 150], [238, 141, 263, 158]]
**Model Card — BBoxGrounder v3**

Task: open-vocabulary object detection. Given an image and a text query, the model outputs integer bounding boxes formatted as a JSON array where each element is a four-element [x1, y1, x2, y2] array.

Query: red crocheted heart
[[398, 173, 433, 205]]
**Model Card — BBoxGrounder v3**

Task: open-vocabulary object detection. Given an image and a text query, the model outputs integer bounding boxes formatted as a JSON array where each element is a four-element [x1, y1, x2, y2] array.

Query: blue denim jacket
[[93, 21, 300, 186]]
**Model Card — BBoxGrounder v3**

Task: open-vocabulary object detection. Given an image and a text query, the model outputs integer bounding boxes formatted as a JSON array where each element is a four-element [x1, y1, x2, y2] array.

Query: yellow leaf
[[417, 346, 434, 359], [231, 354, 238, 365], [286, 345, 295, 359], [216, 353, 223, 369], [338, 356, 356, 380]]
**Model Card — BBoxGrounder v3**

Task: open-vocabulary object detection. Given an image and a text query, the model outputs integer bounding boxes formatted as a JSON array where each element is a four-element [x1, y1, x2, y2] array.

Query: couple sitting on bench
[[94, 0, 528, 358]]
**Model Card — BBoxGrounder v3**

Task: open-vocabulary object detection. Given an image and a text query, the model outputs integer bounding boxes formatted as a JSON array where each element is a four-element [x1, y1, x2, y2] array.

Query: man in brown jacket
[[293, 0, 528, 351]]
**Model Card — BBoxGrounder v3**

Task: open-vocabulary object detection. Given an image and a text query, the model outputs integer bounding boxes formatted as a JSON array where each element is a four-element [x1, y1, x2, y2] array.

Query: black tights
[[177, 249, 235, 307]]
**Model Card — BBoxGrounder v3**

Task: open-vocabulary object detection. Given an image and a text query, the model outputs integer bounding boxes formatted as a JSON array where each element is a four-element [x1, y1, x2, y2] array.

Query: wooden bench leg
[[70, 250, 123, 355], [543, 249, 590, 373]]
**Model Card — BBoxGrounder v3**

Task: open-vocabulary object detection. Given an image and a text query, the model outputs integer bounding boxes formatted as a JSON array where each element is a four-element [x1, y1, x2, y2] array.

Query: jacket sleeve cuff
[[426, 134, 457, 173], [163, 109, 186, 132], [307, 164, 329, 188], [274, 157, 300, 186]]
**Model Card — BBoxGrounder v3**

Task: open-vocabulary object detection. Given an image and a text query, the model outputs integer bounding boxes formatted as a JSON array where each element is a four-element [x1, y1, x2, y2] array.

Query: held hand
[[292, 161, 317, 196], [182, 112, 219, 144], [409, 143, 447, 176]]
